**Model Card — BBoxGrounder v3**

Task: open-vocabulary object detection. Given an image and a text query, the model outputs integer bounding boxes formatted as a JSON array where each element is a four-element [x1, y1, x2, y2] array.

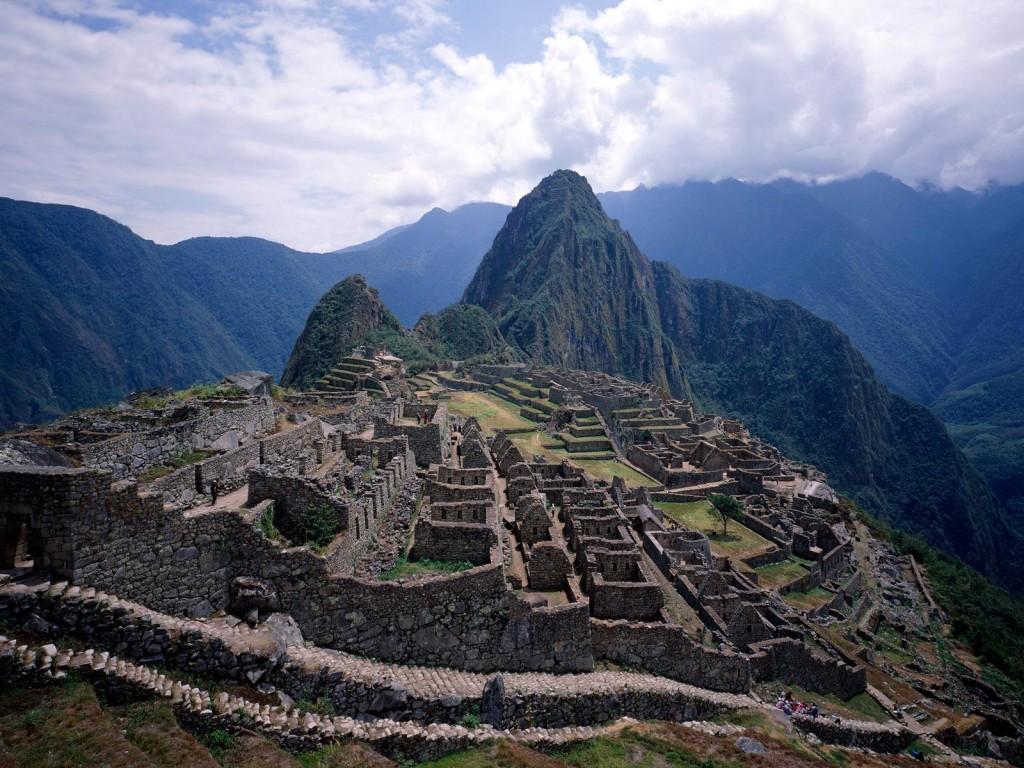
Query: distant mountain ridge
[[2, 172, 1021, 517], [0, 197, 504, 426], [461, 170, 1022, 591]]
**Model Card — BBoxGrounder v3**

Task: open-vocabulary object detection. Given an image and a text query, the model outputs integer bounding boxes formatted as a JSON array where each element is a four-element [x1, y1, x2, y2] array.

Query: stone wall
[[526, 542, 572, 590], [412, 520, 496, 564], [791, 714, 914, 752], [76, 400, 276, 480], [749, 638, 866, 699], [590, 575, 665, 621], [0, 465, 592, 673], [247, 468, 349, 544], [374, 403, 450, 467], [147, 440, 263, 507], [590, 619, 752, 693]]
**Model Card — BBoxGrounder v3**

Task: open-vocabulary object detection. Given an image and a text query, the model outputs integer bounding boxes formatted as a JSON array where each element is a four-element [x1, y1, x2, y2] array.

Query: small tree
[[708, 493, 743, 536]]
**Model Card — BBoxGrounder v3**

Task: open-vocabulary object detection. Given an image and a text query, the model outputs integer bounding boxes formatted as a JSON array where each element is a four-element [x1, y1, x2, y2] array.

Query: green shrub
[[256, 504, 281, 542], [303, 503, 344, 549]]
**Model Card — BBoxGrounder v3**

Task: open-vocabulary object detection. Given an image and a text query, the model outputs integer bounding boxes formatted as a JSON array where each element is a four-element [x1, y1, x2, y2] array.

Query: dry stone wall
[[76, 401, 275, 479], [0, 465, 592, 673]]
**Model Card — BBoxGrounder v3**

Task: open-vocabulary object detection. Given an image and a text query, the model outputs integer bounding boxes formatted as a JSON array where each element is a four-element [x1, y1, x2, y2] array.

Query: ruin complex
[[0, 356, 1018, 762]]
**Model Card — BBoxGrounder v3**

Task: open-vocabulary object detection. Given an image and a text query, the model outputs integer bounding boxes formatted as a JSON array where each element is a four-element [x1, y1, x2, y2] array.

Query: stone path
[[2, 579, 753, 710], [0, 633, 707, 760]]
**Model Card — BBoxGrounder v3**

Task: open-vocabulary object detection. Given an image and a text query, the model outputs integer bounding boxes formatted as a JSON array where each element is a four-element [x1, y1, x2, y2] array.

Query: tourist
[[210, 479, 220, 505]]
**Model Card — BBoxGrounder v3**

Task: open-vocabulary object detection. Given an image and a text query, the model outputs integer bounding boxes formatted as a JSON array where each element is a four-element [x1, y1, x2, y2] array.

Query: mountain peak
[[462, 170, 683, 394], [280, 274, 401, 388], [529, 168, 602, 211]]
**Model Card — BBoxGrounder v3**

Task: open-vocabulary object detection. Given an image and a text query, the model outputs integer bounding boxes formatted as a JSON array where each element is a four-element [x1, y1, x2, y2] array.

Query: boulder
[[229, 576, 280, 620], [222, 371, 274, 398], [736, 736, 767, 754], [368, 682, 409, 713]]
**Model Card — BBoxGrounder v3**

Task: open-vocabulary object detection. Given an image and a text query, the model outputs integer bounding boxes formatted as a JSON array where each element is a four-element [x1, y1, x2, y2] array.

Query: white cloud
[[0, 0, 1022, 250]]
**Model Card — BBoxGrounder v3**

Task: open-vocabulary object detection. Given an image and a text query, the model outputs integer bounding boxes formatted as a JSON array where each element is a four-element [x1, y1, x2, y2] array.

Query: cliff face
[[280, 275, 401, 389], [463, 170, 1021, 589]]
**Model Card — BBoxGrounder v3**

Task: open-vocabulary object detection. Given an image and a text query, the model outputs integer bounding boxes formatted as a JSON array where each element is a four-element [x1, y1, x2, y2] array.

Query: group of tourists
[[775, 690, 822, 718]]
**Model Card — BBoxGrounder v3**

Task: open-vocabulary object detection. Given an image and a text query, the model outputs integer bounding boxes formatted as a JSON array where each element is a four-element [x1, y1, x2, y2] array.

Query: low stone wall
[[740, 547, 789, 570], [147, 440, 263, 507], [734, 510, 788, 547], [0, 635, 617, 763], [260, 419, 323, 465], [590, 620, 752, 693], [792, 714, 914, 753], [76, 400, 275, 480], [590, 576, 664, 621], [412, 519, 496, 564], [749, 638, 866, 699]]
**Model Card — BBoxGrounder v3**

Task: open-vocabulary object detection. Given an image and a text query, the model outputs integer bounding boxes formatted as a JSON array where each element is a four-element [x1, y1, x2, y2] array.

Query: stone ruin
[[0, 363, 926, 760]]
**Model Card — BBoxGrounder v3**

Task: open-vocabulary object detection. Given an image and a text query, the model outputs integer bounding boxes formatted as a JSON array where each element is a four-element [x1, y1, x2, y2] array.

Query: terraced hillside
[[443, 375, 657, 487]]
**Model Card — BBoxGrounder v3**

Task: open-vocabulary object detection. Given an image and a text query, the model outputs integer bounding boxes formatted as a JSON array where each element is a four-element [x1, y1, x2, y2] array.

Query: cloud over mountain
[[1, 0, 1022, 249]]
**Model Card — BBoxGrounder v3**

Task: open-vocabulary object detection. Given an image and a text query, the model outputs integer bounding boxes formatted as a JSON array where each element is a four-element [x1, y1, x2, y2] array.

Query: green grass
[[506, 431, 658, 487], [414, 727, 740, 767], [447, 391, 539, 433], [379, 556, 474, 581], [657, 501, 774, 559], [754, 558, 811, 589], [574, 458, 659, 487], [132, 383, 248, 410], [200, 728, 236, 762], [138, 465, 174, 483], [138, 449, 215, 484], [0, 681, 156, 768], [782, 585, 834, 611]]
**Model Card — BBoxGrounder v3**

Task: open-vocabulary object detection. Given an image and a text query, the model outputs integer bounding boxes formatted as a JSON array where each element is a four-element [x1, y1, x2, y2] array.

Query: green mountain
[[599, 180, 956, 403], [0, 198, 254, 425], [281, 280, 515, 389], [463, 170, 685, 395], [412, 304, 519, 363], [280, 275, 403, 389], [463, 170, 1022, 590], [0, 198, 506, 427]]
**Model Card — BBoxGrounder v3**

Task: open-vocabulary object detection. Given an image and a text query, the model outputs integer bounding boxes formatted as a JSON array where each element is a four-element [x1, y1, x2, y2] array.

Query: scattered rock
[[735, 736, 767, 754], [21, 612, 61, 635]]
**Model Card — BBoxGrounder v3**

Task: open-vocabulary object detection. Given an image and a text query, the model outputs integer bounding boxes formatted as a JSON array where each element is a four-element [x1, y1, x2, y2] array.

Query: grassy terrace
[[782, 585, 835, 612], [447, 390, 658, 487], [657, 500, 776, 560], [509, 432, 659, 487], [379, 556, 473, 581], [754, 557, 814, 590], [447, 391, 538, 432]]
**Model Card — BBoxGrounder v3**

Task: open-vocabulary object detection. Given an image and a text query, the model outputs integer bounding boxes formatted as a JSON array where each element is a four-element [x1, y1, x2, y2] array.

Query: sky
[[1, 0, 1023, 251]]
